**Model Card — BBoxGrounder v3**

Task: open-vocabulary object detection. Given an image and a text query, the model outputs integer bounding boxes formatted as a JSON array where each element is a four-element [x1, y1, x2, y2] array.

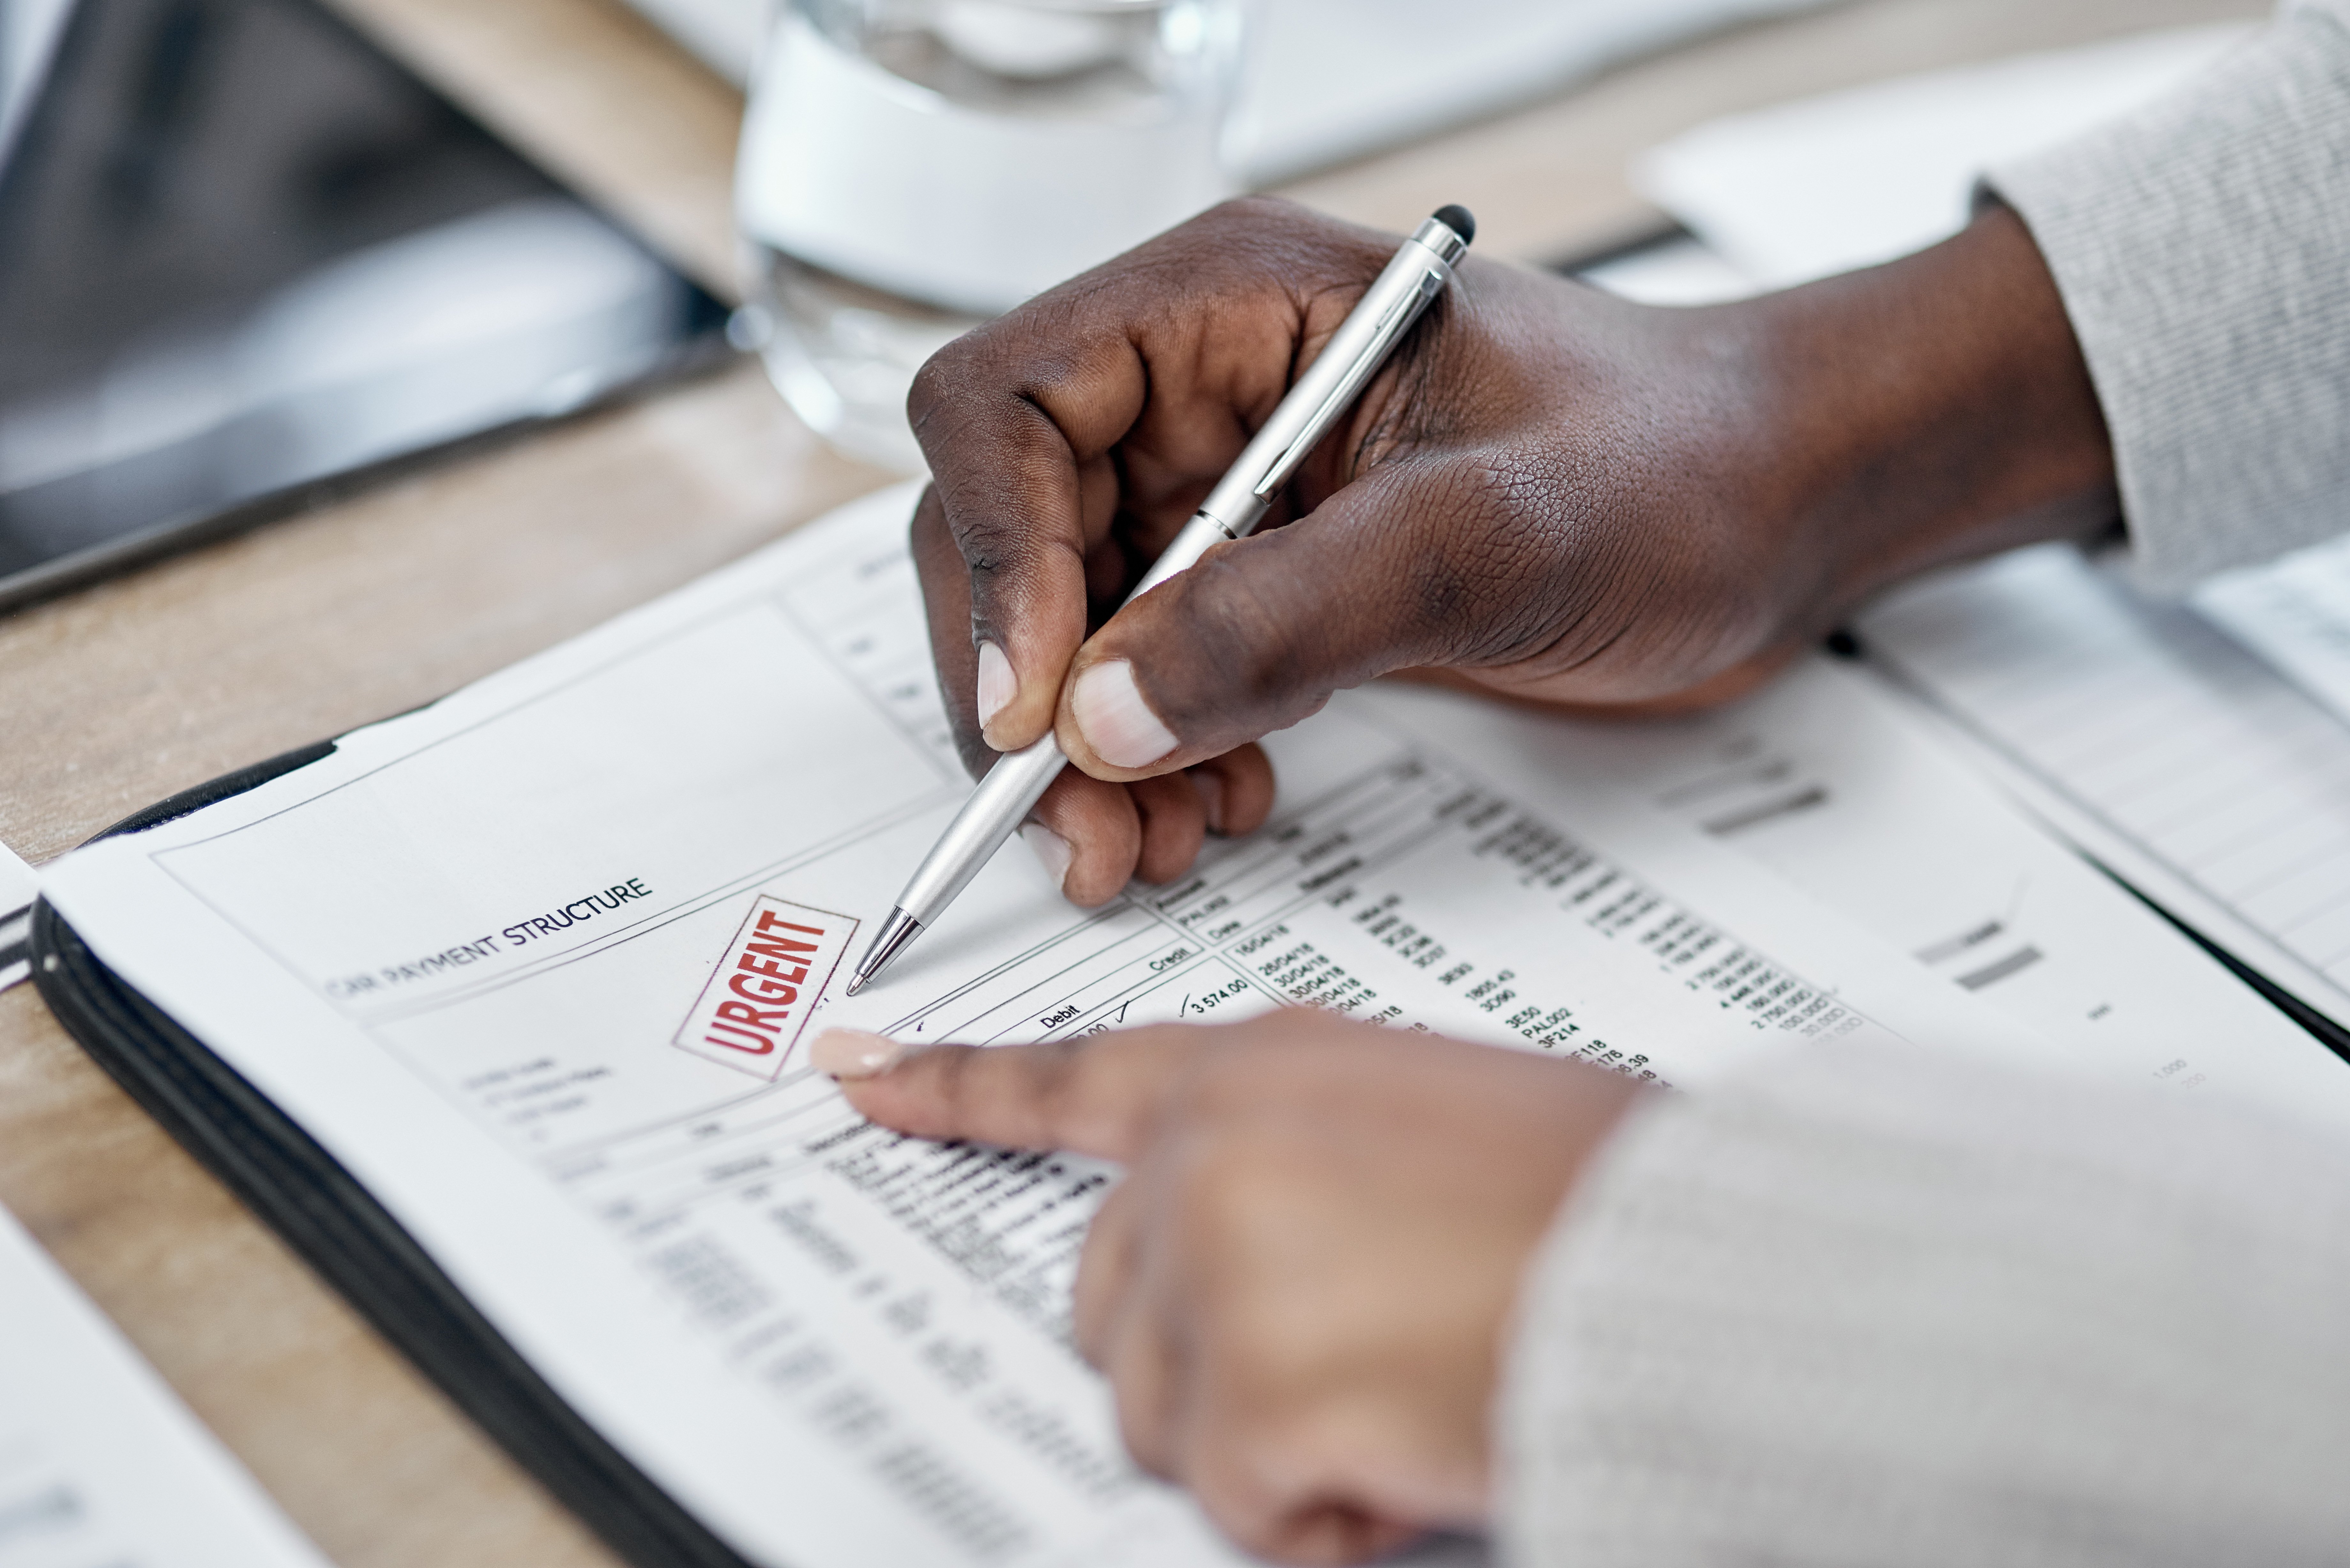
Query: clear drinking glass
[[734, 0, 1246, 471]]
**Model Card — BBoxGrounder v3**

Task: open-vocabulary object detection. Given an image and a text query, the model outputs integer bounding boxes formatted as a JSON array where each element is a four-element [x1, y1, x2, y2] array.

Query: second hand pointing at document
[[847, 204, 1477, 995]]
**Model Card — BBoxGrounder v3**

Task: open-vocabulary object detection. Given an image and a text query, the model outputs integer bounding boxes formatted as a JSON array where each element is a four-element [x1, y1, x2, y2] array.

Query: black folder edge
[[28, 740, 760, 1568], [2090, 858, 2350, 1064]]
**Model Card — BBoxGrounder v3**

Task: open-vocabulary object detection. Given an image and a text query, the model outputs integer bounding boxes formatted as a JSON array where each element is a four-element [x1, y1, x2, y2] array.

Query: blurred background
[[0, 3, 2278, 1567], [0, 0, 2258, 609]]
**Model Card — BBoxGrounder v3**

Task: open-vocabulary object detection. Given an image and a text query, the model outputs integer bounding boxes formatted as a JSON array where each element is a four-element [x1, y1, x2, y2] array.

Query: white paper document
[[1861, 545, 2350, 1040], [40, 486, 2347, 1567], [0, 1205, 327, 1568], [2193, 532, 2350, 731]]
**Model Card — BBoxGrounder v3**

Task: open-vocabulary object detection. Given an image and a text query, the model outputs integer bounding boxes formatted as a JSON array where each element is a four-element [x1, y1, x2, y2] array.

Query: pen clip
[[1253, 266, 1445, 500]]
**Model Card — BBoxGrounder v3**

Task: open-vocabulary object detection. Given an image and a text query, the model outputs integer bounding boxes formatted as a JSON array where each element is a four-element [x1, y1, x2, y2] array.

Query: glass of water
[[734, 0, 1247, 471]]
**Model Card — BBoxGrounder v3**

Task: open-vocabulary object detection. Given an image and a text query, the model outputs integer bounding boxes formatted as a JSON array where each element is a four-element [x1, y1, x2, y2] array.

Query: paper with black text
[[1861, 545, 2350, 1039], [0, 1204, 329, 1568], [39, 484, 2346, 1568]]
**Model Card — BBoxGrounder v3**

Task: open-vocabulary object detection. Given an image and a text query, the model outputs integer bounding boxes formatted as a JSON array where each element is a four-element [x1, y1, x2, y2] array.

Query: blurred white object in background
[[1575, 237, 1755, 305], [1634, 23, 2253, 287], [0, 0, 74, 164], [657, 0, 1839, 181], [624, 0, 777, 87], [0, 1203, 332, 1567], [734, 0, 1245, 471], [721, 0, 1844, 469], [1577, 25, 2254, 307], [1237, 0, 1824, 182]]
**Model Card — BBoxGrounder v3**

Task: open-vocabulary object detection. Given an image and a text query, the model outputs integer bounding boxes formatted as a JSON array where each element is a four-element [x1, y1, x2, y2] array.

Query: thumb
[[1054, 463, 1511, 782], [812, 1026, 1208, 1161]]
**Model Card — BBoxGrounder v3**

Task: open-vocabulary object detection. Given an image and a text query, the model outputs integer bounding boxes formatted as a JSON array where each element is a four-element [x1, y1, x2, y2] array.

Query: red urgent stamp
[[673, 896, 858, 1079]]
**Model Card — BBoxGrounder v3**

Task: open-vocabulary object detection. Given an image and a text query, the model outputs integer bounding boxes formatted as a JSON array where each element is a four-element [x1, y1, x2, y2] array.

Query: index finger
[[908, 197, 1401, 762], [911, 321, 1137, 755], [819, 1027, 1209, 1162]]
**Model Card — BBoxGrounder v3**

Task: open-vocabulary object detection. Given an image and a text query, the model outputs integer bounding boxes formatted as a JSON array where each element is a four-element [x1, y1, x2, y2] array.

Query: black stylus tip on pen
[[1432, 204, 1476, 244]]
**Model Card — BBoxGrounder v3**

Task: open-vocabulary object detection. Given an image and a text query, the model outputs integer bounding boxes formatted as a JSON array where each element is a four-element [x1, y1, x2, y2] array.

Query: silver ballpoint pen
[[847, 204, 1476, 995]]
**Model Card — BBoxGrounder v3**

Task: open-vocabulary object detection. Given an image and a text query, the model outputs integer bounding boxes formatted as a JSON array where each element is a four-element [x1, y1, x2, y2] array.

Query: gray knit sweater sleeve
[[1494, 1040, 2350, 1566], [1985, 2, 2350, 591]]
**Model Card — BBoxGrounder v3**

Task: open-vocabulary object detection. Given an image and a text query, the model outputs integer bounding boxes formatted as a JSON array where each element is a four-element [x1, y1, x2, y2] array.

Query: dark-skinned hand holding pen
[[907, 195, 2112, 902], [817, 192, 2120, 1565]]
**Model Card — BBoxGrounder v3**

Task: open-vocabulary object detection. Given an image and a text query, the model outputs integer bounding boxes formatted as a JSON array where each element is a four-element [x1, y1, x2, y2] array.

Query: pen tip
[[847, 907, 923, 998]]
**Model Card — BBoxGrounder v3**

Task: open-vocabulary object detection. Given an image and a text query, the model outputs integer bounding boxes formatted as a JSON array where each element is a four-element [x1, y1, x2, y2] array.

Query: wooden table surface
[[0, 0, 2259, 1561]]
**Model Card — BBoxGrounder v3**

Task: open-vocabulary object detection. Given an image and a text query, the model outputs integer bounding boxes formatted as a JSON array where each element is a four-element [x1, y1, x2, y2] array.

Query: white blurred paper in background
[[642, 0, 1837, 181], [0, 1206, 330, 1568], [1632, 23, 2252, 285], [1236, 0, 1828, 182]]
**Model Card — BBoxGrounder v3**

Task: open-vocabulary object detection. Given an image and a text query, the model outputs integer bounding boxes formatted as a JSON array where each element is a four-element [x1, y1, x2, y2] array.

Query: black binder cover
[[29, 741, 760, 1568]]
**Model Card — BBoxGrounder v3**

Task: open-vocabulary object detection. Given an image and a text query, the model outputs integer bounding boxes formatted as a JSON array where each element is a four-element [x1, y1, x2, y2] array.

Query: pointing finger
[[815, 1025, 1210, 1162]]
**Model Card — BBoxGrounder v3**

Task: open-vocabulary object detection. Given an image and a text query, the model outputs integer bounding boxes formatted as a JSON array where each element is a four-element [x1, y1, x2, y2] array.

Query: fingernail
[[1020, 823, 1073, 891], [1192, 769, 1226, 834], [1071, 660, 1178, 769], [975, 641, 1016, 741], [811, 1028, 908, 1079]]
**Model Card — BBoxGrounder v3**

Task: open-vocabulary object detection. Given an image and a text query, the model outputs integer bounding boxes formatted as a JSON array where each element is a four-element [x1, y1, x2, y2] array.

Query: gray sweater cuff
[[1985, 8, 2350, 592], [1495, 1041, 2350, 1567]]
